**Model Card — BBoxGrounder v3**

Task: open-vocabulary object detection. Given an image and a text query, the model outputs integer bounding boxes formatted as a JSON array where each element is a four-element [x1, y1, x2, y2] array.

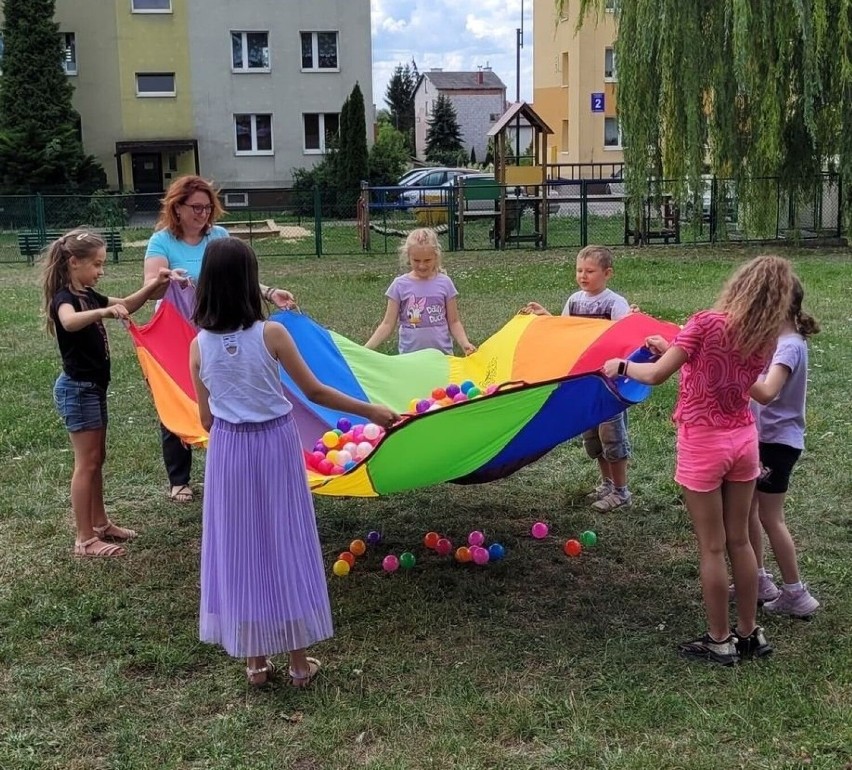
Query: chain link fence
[[0, 174, 843, 264]]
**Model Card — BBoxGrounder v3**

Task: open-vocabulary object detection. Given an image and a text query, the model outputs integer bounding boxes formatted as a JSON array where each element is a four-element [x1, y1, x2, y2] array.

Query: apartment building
[[532, 0, 622, 168], [413, 69, 507, 162], [7, 0, 373, 192]]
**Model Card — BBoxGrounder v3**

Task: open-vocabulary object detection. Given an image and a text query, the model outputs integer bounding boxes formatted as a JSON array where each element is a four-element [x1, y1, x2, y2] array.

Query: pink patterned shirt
[[672, 310, 769, 428]]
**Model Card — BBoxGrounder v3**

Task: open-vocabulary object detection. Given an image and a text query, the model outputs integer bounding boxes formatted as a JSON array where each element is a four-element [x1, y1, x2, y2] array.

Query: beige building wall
[[533, 0, 622, 171]]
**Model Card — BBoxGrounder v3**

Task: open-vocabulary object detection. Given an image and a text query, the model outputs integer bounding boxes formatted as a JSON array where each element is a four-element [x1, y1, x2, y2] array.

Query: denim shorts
[[582, 411, 631, 462], [53, 372, 108, 432]]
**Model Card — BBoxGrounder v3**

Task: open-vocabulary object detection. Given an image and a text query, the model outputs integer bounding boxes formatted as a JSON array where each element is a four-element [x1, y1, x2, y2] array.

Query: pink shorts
[[675, 422, 760, 493]]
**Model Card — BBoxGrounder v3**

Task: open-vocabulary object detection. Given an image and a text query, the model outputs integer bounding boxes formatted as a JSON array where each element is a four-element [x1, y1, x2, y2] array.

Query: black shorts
[[756, 442, 801, 494]]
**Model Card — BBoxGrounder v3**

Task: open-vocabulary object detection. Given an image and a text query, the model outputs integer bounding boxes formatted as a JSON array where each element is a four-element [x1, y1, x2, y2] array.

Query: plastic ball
[[472, 546, 490, 565], [408, 398, 420, 413], [352, 424, 364, 437], [310, 450, 326, 465], [466, 386, 482, 398], [336, 450, 353, 466], [399, 551, 416, 569], [452, 393, 468, 403], [427, 403, 441, 411], [313, 440, 326, 453], [339, 551, 356, 567], [339, 432, 354, 445], [468, 530, 485, 547], [322, 431, 339, 449], [488, 543, 505, 561], [460, 380, 476, 394], [435, 537, 453, 556], [356, 441, 374, 459], [349, 539, 366, 556], [343, 442, 358, 455], [531, 522, 549, 539], [485, 384, 498, 395], [343, 461, 357, 471], [336, 418, 352, 433], [455, 546, 472, 563], [415, 399, 432, 414], [366, 530, 382, 545], [382, 554, 399, 573], [326, 449, 341, 465], [445, 383, 461, 398], [431, 387, 447, 400], [363, 423, 381, 441], [317, 459, 334, 476], [332, 559, 350, 576], [329, 466, 344, 475], [579, 530, 598, 547], [423, 531, 440, 549], [563, 539, 582, 557]]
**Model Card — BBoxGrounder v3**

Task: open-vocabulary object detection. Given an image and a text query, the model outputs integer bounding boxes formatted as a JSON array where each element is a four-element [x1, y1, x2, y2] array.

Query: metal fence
[[0, 174, 843, 264]]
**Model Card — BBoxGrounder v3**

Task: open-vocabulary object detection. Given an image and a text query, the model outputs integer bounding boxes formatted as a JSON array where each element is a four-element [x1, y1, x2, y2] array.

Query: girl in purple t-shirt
[[365, 228, 476, 355], [744, 276, 821, 618]]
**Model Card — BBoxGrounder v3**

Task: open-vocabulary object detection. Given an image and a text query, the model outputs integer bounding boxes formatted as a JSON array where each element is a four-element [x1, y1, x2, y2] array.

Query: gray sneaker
[[585, 481, 613, 502], [763, 586, 820, 619], [591, 490, 632, 512]]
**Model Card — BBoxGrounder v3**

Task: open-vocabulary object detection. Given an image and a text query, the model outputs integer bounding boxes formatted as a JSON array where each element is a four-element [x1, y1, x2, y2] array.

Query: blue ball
[[366, 530, 382, 545], [460, 379, 476, 394], [343, 460, 357, 471], [488, 543, 505, 561]]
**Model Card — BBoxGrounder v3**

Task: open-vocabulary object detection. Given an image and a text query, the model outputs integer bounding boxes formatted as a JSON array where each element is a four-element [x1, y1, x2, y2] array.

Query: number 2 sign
[[591, 92, 605, 112]]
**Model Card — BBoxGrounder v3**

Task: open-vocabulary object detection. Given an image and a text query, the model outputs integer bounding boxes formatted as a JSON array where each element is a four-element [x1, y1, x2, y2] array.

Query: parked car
[[397, 168, 480, 208], [685, 176, 737, 222]]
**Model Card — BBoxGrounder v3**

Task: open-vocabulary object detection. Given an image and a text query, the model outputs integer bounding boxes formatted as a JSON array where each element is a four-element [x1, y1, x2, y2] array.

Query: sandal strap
[[74, 537, 125, 557], [94, 521, 138, 540]]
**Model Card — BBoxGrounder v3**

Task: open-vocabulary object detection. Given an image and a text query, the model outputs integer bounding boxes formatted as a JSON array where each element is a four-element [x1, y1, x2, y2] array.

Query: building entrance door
[[131, 153, 163, 193]]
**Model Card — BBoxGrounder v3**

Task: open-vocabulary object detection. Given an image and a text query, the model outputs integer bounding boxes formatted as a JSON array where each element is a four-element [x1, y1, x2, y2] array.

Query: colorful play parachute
[[130, 283, 679, 497]]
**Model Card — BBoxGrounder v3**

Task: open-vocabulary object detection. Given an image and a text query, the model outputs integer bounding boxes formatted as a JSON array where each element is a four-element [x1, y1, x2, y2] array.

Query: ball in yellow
[[322, 430, 340, 449], [332, 559, 351, 577], [349, 538, 367, 556]]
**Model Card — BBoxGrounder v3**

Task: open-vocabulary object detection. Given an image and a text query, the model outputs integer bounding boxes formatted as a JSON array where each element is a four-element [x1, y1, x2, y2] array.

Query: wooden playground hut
[[485, 101, 554, 248]]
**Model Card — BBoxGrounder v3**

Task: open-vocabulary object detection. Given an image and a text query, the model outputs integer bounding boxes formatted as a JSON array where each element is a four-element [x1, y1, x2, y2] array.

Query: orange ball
[[424, 531, 440, 549], [431, 387, 447, 400], [563, 539, 582, 557], [349, 539, 366, 556], [339, 551, 356, 566], [455, 546, 472, 563]]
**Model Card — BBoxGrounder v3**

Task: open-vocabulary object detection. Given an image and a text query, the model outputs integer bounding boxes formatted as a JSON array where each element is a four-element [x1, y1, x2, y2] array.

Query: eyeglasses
[[184, 203, 214, 215]]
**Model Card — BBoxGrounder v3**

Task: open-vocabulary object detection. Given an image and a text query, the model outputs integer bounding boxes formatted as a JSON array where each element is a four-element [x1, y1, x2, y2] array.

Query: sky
[[370, 0, 534, 109]]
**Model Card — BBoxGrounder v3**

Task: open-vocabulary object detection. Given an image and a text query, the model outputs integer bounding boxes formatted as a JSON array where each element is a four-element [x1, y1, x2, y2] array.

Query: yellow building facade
[[532, 0, 623, 172]]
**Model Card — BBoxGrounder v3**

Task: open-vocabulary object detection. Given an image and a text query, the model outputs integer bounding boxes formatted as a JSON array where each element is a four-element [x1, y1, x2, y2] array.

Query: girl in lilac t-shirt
[[365, 228, 476, 355], [744, 275, 821, 618]]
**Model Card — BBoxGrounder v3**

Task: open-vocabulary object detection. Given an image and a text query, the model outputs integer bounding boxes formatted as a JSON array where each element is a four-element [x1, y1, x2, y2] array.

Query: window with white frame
[[604, 117, 624, 148], [300, 31, 338, 70], [303, 113, 339, 153], [62, 33, 77, 75], [604, 47, 617, 81], [235, 114, 273, 154], [131, 0, 171, 12], [231, 31, 269, 72], [136, 72, 175, 96]]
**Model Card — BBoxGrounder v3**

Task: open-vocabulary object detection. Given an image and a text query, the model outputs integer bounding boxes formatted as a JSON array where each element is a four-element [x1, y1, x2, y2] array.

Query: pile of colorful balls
[[306, 418, 385, 477]]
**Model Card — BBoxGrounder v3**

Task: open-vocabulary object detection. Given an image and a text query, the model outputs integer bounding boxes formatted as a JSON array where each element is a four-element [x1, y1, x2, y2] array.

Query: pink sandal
[[74, 537, 126, 558], [94, 521, 138, 541], [246, 659, 276, 687], [289, 657, 321, 688]]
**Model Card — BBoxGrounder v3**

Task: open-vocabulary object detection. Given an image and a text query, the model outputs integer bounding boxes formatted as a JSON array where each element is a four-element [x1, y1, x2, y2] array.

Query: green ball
[[579, 530, 597, 547], [399, 551, 416, 569]]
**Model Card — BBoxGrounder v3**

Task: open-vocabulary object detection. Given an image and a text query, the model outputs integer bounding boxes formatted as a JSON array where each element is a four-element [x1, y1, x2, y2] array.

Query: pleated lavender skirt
[[200, 413, 333, 658]]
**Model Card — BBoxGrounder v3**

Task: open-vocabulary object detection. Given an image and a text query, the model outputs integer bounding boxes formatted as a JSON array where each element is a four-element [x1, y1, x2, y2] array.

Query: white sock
[[784, 581, 803, 593], [757, 567, 769, 578]]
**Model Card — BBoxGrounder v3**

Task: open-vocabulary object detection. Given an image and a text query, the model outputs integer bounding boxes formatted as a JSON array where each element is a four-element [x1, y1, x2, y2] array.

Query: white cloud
[[370, 0, 533, 109]]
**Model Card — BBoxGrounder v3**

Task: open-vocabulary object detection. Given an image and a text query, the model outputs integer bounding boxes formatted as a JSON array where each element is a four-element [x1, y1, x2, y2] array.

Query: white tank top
[[197, 321, 292, 423]]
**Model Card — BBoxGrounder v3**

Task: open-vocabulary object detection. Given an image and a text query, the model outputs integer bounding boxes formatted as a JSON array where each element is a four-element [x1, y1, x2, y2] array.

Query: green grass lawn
[[1, 246, 850, 769]]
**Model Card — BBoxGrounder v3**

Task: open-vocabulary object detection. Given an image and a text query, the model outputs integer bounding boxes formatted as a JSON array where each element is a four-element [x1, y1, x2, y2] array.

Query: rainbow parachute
[[130, 283, 679, 497]]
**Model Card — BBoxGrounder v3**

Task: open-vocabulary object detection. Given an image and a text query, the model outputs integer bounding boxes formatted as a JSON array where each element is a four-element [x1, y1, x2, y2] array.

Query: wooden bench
[[18, 228, 123, 264]]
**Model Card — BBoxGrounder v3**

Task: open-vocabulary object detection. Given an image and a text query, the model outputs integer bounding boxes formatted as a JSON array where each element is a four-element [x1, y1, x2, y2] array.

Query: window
[[300, 31, 338, 70], [604, 117, 623, 148], [302, 113, 339, 153], [605, 0, 616, 10], [604, 48, 616, 81], [62, 32, 77, 75], [136, 72, 175, 96], [224, 192, 249, 208], [131, 0, 171, 11], [561, 120, 570, 150], [231, 31, 269, 71], [235, 114, 273, 154], [561, 52, 569, 86]]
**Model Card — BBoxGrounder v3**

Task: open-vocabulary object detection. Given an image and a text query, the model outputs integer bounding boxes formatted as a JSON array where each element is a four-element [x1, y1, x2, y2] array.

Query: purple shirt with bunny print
[[386, 273, 458, 354]]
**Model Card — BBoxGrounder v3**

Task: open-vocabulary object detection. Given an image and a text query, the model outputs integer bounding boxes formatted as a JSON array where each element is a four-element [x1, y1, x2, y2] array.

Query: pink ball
[[452, 393, 468, 403], [485, 384, 498, 395], [382, 554, 399, 573], [468, 530, 485, 547], [531, 522, 549, 539], [472, 547, 490, 565], [317, 459, 334, 475], [435, 537, 453, 556], [310, 450, 325, 465]]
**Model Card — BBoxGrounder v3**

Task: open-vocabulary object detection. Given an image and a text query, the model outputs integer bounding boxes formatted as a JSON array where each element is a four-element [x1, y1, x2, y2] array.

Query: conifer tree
[[0, 0, 105, 192], [425, 94, 464, 165], [385, 61, 418, 152]]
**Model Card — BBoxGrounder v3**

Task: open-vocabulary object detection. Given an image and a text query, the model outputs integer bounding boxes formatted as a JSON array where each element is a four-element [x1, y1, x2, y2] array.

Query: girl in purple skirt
[[189, 238, 399, 687]]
